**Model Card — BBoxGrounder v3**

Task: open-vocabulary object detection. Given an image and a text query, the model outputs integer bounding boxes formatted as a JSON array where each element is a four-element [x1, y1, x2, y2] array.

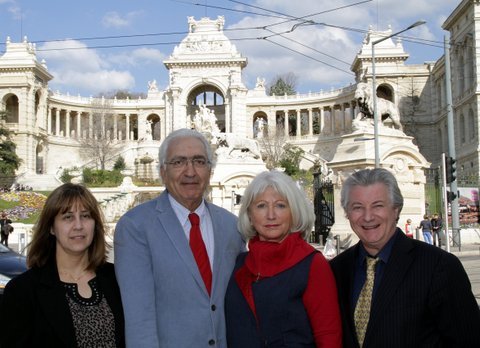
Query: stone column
[[76, 111, 81, 139], [330, 106, 335, 134], [308, 108, 313, 136], [114, 114, 118, 141], [319, 107, 325, 134], [296, 109, 301, 137], [284, 110, 289, 137], [89, 112, 93, 139], [55, 109, 60, 136], [47, 107, 53, 134], [66, 110, 71, 138], [225, 98, 231, 133], [126, 114, 130, 141]]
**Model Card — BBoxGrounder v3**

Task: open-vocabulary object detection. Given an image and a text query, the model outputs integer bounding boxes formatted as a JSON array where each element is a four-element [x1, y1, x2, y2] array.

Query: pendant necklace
[[60, 269, 88, 282]]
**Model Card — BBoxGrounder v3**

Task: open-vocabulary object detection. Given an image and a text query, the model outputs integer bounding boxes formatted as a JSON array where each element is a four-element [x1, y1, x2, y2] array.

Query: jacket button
[[208, 339, 215, 345], [211, 304, 216, 311]]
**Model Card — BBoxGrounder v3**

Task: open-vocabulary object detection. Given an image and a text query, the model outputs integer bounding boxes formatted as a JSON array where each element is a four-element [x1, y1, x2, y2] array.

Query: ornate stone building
[[1, 0, 479, 202]]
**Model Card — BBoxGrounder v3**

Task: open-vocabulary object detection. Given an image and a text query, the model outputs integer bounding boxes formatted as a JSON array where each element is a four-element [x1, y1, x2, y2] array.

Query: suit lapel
[[338, 246, 361, 343], [207, 203, 226, 297], [156, 192, 210, 296], [367, 233, 415, 337]]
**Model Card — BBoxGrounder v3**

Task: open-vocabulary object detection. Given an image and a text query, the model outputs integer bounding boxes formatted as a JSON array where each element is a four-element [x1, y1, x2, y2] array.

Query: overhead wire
[[0, 0, 454, 70]]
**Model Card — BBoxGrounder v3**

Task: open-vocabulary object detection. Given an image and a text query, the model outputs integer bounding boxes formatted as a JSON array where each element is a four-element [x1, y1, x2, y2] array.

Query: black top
[[0, 261, 125, 347]]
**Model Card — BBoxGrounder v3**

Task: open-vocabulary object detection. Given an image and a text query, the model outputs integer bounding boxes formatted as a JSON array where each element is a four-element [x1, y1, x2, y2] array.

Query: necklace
[[59, 269, 88, 282]]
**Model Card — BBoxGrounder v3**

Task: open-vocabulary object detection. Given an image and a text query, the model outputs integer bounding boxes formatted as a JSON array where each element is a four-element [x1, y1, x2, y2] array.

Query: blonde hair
[[237, 171, 315, 240]]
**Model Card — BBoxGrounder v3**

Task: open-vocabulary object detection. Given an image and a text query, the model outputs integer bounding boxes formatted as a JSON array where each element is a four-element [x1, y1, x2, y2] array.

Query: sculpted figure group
[[1, 129, 479, 348]]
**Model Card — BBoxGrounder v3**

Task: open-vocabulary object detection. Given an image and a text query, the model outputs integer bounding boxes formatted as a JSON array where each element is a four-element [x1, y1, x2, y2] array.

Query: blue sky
[[0, 0, 460, 96]]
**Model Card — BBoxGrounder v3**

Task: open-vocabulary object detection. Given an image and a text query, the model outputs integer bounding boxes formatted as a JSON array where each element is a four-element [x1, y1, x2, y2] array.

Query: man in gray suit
[[115, 128, 245, 347], [330, 168, 480, 347]]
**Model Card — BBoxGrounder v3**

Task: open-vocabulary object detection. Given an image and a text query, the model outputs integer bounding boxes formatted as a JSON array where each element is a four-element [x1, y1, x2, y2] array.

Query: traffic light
[[445, 156, 456, 184], [446, 190, 457, 203]]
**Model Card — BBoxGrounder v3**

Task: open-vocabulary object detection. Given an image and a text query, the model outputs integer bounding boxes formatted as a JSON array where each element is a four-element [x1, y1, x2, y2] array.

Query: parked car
[[0, 244, 27, 299]]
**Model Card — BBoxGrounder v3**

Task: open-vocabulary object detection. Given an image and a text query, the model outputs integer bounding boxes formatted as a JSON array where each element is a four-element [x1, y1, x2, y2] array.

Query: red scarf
[[234, 232, 315, 319]]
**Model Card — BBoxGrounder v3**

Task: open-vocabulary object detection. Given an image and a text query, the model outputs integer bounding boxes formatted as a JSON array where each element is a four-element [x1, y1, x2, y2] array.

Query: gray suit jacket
[[114, 191, 245, 348], [330, 230, 480, 348]]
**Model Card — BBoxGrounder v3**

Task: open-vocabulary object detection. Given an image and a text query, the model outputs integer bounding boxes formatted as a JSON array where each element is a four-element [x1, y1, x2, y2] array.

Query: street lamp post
[[371, 20, 426, 168]]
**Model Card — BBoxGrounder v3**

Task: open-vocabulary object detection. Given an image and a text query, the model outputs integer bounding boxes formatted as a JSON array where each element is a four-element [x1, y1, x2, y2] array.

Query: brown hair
[[27, 183, 108, 270]]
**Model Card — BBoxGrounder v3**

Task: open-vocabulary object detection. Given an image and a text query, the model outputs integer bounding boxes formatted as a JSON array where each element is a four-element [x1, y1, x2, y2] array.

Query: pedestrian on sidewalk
[[0, 212, 13, 247], [431, 213, 443, 247], [404, 219, 414, 238], [419, 214, 433, 245]]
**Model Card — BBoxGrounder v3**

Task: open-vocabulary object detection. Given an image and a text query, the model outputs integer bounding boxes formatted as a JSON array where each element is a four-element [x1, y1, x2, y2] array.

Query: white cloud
[[226, 0, 456, 91], [38, 40, 135, 94], [101, 10, 143, 28], [108, 47, 166, 67]]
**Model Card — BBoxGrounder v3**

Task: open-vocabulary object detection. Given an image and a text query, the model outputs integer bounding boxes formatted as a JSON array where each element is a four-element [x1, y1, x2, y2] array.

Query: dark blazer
[[0, 261, 125, 347], [330, 230, 480, 348]]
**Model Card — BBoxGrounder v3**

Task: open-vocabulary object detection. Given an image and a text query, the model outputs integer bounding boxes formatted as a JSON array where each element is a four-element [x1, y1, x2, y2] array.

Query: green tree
[[113, 155, 126, 171], [279, 144, 304, 176], [0, 111, 22, 175], [268, 72, 297, 96]]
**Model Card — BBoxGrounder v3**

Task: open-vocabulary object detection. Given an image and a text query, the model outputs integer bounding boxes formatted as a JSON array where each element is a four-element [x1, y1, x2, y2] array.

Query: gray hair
[[237, 170, 315, 241], [340, 168, 404, 214], [158, 128, 216, 169]]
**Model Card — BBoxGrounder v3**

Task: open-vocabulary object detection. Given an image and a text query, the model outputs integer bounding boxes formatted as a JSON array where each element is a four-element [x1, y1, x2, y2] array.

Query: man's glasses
[[165, 157, 211, 169]]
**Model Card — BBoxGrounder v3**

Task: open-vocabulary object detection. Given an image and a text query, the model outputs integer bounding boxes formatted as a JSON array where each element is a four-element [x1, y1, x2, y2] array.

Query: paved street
[[450, 243, 480, 307]]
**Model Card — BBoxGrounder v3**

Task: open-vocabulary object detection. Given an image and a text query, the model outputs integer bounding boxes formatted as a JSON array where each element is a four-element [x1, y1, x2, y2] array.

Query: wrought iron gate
[[312, 170, 335, 244]]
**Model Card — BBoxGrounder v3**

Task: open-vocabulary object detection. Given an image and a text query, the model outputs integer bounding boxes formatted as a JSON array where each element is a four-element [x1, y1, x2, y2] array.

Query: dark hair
[[341, 168, 404, 215], [27, 183, 108, 270]]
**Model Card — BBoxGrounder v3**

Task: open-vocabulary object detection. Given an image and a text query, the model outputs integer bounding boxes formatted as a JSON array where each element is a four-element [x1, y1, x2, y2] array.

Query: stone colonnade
[[253, 100, 360, 138], [47, 107, 140, 141]]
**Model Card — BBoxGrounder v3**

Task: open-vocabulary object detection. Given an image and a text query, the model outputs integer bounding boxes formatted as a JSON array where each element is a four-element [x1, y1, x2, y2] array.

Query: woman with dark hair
[[0, 183, 124, 347], [225, 170, 342, 347]]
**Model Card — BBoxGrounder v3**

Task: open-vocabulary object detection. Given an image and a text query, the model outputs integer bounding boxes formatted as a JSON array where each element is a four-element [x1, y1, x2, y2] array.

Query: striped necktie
[[354, 256, 379, 347]]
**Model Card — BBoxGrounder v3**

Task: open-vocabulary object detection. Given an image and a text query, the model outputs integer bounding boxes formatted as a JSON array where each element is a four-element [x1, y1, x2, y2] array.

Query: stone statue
[[254, 118, 266, 138], [192, 104, 220, 134], [214, 133, 262, 159], [255, 77, 266, 89], [148, 80, 158, 92], [144, 120, 153, 140], [354, 82, 403, 131]]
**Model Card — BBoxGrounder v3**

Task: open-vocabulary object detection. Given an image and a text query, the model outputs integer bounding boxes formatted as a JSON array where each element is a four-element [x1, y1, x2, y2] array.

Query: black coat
[[330, 231, 480, 348], [0, 261, 125, 347]]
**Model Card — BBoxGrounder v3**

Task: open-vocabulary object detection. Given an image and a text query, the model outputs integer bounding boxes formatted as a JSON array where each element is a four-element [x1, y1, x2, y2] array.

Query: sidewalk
[[447, 243, 480, 257]]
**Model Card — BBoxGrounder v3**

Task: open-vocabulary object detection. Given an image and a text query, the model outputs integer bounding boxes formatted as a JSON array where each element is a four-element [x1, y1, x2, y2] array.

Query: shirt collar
[[168, 192, 206, 225]]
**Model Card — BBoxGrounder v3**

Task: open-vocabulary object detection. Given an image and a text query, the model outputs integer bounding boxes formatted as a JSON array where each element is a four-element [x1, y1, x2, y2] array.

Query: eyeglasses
[[165, 157, 211, 169]]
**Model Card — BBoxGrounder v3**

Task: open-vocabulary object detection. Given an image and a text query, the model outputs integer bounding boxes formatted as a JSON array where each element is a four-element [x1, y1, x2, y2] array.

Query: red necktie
[[188, 213, 212, 295]]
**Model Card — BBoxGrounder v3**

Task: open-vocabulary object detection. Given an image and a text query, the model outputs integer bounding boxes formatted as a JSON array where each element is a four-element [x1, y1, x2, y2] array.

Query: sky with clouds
[[0, 0, 461, 96]]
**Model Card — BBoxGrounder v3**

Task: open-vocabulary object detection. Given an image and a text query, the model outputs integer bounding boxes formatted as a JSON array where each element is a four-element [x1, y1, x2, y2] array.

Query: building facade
[[0, 1, 479, 191]]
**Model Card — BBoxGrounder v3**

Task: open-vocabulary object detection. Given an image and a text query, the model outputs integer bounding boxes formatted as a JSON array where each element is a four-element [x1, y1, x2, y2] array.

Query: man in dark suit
[[330, 168, 480, 347], [115, 128, 245, 347]]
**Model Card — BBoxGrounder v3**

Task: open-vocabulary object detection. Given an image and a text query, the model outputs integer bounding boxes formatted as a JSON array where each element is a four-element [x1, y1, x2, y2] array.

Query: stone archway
[[253, 112, 267, 138], [147, 114, 161, 140], [4, 94, 19, 123], [187, 84, 225, 132], [377, 84, 394, 103], [36, 142, 45, 174]]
